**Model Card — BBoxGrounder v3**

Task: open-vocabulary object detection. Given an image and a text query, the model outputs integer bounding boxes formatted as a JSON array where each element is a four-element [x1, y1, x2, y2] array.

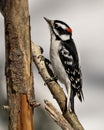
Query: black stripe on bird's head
[[44, 17, 72, 41]]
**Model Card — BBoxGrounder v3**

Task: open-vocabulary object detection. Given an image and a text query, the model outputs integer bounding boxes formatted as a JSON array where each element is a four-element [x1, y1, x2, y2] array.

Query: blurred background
[[0, 0, 104, 130]]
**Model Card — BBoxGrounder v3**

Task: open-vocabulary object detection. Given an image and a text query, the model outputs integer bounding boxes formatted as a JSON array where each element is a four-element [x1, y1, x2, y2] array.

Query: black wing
[[58, 40, 84, 101], [44, 58, 57, 82]]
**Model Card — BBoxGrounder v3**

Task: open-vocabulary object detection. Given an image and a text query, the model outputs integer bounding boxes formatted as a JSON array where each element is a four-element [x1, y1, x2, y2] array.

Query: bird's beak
[[44, 17, 51, 24], [44, 17, 53, 28]]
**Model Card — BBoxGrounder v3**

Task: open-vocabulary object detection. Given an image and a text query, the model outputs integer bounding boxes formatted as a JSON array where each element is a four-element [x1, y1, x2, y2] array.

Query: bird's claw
[[44, 76, 57, 85]]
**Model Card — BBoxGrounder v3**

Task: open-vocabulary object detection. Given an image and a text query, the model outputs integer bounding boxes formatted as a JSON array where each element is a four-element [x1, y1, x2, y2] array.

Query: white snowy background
[[0, 0, 104, 130]]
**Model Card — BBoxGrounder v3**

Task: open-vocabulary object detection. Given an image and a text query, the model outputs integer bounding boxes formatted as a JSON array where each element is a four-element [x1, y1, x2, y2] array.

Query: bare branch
[[32, 42, 66, 111], [45, 100, 74, 130], [0, 105, 10, 111]]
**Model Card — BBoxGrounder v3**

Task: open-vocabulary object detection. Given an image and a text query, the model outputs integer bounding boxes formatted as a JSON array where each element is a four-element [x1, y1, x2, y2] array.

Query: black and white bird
[[44, 17, 84, 112]]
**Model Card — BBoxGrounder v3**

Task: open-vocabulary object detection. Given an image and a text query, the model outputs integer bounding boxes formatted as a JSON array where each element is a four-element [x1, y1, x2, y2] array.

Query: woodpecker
[[44, 17, 84, 112]]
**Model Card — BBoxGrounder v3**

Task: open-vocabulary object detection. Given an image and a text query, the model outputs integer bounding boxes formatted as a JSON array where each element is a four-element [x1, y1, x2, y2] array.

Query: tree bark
[[0, 0, 35, 130]]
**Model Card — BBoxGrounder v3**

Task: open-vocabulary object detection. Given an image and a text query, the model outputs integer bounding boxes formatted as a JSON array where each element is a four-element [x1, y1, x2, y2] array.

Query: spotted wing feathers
[[58, 43, 84, 101]]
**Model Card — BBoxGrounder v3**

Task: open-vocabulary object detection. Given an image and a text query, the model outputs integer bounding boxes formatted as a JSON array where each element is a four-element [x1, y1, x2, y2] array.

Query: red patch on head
[[66, 27, 72, 33]]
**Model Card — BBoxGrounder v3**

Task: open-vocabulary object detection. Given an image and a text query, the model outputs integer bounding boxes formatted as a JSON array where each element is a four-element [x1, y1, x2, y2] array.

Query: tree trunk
[[2, 0, 35, 130]]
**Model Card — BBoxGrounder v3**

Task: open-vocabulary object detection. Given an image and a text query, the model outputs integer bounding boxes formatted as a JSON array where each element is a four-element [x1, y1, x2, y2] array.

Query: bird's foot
[[44, 76, 57, 85]]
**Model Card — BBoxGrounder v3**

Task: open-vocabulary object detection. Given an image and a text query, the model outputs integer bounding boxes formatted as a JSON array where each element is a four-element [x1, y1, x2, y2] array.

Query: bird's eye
[[55, 24, 59, 29]]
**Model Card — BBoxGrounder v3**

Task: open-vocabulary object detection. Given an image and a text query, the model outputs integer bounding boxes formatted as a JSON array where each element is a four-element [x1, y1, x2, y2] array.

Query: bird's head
[[44, 17, 72, 41]]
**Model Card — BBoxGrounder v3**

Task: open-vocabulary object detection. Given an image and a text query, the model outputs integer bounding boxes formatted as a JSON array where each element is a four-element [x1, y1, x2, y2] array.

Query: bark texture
[[1, 0, 35, 130]]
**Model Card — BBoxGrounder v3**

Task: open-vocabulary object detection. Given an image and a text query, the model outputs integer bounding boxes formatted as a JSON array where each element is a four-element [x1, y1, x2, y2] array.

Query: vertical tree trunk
[[2, 0, 35, 130]]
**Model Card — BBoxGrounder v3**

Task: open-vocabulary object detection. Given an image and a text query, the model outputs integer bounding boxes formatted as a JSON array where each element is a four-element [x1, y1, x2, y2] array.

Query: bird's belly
[[50, 53, 69, 84], [50, 37, 69, 84]]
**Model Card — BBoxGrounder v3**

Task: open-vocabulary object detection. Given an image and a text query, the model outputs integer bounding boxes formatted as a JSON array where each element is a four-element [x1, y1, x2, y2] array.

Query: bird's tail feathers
[[77, 89, 84, 102]]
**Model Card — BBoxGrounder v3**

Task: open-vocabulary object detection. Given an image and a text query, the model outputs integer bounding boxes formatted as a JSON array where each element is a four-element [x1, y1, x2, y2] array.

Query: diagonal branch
[[32, 42, 84, 130], [32, 42, 66, 112]]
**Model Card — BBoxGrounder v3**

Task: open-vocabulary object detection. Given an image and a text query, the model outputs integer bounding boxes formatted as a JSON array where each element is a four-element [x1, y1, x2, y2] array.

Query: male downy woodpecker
[[44, 17, 84, 112]]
